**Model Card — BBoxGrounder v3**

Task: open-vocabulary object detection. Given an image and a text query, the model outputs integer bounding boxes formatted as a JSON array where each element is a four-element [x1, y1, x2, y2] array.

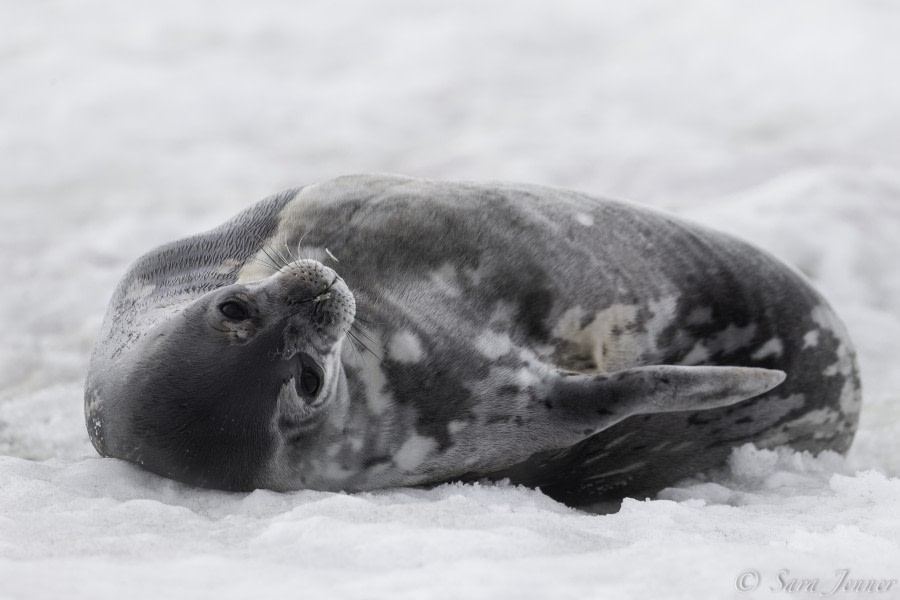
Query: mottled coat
[[85, 175, 860, 507]]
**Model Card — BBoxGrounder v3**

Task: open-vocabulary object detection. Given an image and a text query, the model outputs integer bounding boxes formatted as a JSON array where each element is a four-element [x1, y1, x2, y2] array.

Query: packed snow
[[2, 1, 899, 598]]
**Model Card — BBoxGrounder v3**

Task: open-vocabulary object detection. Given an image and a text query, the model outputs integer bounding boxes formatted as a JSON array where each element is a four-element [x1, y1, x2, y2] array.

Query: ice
[[2, 1, 899, 598]]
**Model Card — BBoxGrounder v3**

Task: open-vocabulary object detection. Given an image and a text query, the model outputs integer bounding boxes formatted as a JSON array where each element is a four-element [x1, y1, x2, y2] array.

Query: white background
[[1, 1, 899, 598]]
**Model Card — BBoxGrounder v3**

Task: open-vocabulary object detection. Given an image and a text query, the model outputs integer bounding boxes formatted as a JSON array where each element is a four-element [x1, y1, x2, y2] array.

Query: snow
[[2, 1, 899, 598]]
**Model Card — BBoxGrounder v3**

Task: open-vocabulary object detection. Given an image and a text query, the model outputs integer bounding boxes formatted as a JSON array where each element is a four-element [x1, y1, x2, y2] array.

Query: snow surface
[[2, 1, 899, 598]]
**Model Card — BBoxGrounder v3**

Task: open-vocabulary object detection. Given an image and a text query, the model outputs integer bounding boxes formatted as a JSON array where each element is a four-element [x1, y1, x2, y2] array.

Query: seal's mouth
[[292, 357, 326, 406], [275, 371, 329, 443], [276, 350, 326, 400]]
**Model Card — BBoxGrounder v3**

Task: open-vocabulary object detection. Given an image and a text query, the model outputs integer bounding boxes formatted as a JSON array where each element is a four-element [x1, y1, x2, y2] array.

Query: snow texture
[[2, 1, 899, 598]]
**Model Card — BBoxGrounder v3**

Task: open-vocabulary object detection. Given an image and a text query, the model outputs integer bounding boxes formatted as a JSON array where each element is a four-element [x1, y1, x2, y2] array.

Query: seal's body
[[85, 175, 860, 507]]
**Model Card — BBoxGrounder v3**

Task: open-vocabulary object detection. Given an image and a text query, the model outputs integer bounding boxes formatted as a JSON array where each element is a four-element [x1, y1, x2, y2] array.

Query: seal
[[84, 174, 861, 507]]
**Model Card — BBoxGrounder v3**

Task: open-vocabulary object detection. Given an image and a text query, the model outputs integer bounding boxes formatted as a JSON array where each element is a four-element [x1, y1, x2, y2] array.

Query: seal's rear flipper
[[550, 365, 787, 434]]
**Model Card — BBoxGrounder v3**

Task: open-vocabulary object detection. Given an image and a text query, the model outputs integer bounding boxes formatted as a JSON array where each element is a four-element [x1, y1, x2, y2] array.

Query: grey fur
[[85, 174, 861, 506]]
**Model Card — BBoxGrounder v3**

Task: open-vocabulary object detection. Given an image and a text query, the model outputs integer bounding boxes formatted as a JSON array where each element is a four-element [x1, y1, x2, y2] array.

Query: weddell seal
[[84, 174, 861, 507]]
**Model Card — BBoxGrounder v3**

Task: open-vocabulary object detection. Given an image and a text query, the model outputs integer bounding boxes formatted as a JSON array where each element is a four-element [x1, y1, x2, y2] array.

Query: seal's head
[[89, 259, 355, 491]]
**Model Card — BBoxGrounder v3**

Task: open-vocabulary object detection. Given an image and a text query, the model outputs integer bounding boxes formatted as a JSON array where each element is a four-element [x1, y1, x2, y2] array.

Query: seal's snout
[[279, 259, 337, 295], [279, 259, 356, 335]]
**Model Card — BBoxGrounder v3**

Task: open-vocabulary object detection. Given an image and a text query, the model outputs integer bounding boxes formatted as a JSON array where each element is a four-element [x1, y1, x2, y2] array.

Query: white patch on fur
[[388, 330, 425, 364], [803, 330, 820, 348], [475, 331, 513, 360], [838, 379, 859, 414], [323, 463, 355, 481], [533, 343, 556, 360], [515, 367, 541, 389], [812, 304, 857, 416], [394, 435, 437, 471], [349, 332, 393, 415], [681, 323, 758, 367], [811, 305, 839, 333], [681, 342, 710, 365], [429, 263, 462, 297], [820, 336, 860, 414], [553, 296, 679, 373], [123, 279, 156, 303], [757, 405, 844, 447], [800, 408, 844, 437], [362, 363, 391, 415], [487, 301, 516, 326], [552, 306, 586, 340], [462, 262, 491, 287], [575, 212, 594, 226], [560, 303, 638, 372], [447, 420, 468, 435], [809, 303, 860, 421], [751, 337, 784, 360], [645, 296, 678, 339], [215, 258, 242, 275]]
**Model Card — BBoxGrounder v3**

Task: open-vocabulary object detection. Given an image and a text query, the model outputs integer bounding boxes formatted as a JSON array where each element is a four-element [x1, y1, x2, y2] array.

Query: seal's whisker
[[348, 329, 376, 351], [294, 230, 314, 262], [347, 294, 383, 326], [260, 243, 287, 270], [350, 323, 379, 346], [350, 308, 386, 326], [347, 332, 380, 360], [349, 288, 381, 309], [266, 238, 293, 269], [347, 330, 381, 360], [343, 331, 364, 362], [349, 332, 375, 364], [344, 330, 363, 354], [251, 231, 289, 270], [283, 240, 299, 264], [351, 315, 386, 326], [246, 255, 281, 272]]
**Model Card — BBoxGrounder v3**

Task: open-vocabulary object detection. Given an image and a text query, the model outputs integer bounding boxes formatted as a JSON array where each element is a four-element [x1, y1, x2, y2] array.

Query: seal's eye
[[219, 301, 249, 321], [300, 369, 321, 396]]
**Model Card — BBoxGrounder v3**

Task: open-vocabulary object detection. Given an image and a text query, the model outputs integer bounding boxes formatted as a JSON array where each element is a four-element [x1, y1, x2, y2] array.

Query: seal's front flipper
[[426, 364, 786, 483], [549, 365, 787, 434]]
